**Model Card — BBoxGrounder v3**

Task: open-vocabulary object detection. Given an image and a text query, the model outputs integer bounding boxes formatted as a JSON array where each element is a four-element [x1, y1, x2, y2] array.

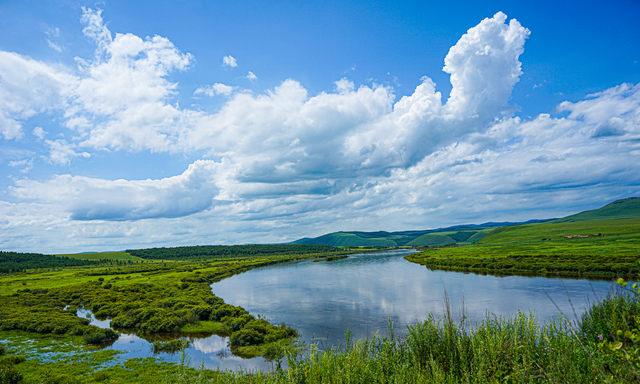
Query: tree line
[[0, 251, 106, 274], [126, 244, 339, 260]]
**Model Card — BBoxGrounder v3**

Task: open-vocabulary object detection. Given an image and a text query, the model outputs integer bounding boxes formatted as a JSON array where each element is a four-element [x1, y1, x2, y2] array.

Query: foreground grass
[[4, 303, 633, 383], [407, 218, 640, 279], [152, 292, 638, 384]]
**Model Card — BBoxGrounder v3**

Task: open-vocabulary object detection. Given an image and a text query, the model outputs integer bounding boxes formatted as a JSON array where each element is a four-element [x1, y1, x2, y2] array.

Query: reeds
[[163, 291, 640, 383]]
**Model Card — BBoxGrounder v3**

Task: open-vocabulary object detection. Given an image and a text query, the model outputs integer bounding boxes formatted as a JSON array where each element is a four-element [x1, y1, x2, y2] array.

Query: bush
[[91, 370, 109, 381], [223, 315, 252, 332], [229, 329, 264, 347], [82, 329, 116, 344], [83, 332, 107, 344], [0, 364, 22, 384], [0, 355, 26, 365]]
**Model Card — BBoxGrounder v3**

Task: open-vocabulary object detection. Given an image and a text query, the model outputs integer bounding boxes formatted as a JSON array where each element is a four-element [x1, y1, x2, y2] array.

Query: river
[[89, 249, 615, 371]]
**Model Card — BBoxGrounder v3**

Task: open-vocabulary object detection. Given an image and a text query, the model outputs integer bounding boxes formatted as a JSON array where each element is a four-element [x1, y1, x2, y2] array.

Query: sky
[[1, 0, 639, 253]]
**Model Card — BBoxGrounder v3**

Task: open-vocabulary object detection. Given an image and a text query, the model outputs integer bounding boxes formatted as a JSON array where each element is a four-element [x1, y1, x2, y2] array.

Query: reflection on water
[[75, 249, 615, 370], [211, 249, 614, 347], [75, 309, 273, 371]]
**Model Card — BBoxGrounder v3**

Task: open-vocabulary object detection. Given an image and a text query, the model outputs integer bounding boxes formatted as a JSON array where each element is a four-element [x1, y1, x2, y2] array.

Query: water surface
[[211, 249, 614, 346]]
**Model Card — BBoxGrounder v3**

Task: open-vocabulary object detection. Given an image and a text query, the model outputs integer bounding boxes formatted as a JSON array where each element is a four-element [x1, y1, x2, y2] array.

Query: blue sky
[[1, 0, 639, 253]]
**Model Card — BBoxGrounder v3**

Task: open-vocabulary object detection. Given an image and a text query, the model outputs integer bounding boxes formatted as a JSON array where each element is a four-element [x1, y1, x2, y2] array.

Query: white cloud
[[11, 159, 226, 221], [194, 83, 235, 97], [443, 12, 529, 118], [47, 40, 63, 52], [222, 55, 237, 68], [45, 139, 90, 166], [8, 159, 33, 173], [246, 71, 257, 81], [33, 126, 47, 140], [0, 51, 77, 140]]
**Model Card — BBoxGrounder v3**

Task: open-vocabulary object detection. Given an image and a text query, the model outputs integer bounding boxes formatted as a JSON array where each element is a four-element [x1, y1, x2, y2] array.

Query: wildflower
[[598, 334, 604, 341]]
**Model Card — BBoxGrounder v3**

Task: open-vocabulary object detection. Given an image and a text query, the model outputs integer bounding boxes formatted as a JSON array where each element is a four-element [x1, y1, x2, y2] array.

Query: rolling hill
[[551, 197, 640, 223], [292, 221, 547, 247], [293, 197, 639, 248], [406, 196, 640, 279]]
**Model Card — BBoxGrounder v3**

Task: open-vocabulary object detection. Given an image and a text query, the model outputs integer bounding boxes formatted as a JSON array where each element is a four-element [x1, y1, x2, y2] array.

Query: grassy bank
[[406, 218, 640, 279]]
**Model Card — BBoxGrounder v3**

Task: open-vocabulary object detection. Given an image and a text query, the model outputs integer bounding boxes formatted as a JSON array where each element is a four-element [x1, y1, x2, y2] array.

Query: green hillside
[[552, 196, 640, 223], [295, 226, 502, 247], [406, 197, 640, 279]]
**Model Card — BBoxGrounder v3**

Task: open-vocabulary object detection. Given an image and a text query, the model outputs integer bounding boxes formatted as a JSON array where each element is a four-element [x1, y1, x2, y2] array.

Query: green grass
[[406, 218, 640, 279], [180, 321, 225, 333], [406, 233, 457, 246], [553, 196, 640, 223]]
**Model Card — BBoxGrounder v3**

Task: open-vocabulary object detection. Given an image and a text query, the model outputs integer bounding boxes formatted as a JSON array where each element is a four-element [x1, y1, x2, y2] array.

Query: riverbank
[[406, 218, 640, 279]]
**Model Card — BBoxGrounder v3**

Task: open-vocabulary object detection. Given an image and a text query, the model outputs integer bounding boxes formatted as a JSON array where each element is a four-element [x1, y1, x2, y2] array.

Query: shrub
[[229, 329, 264, 347], [223, 315, 252, 332], [0, 355, 26, 365], [83, 332, 107, 344], [91, 370, 109, 382], [0, 364, 22, 384]]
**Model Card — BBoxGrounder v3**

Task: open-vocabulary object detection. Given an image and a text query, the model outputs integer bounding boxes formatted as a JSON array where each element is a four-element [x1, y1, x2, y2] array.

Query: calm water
[[85, 249, 614, 370], [211, 249, 614, 346]]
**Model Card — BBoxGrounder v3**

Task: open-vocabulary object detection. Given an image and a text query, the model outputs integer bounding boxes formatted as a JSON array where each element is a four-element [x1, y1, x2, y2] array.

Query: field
[[406, 218, 640, 279]]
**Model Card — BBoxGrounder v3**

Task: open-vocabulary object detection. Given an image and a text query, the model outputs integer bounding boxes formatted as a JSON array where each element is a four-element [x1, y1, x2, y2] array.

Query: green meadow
[[406, 217, 640, 279]]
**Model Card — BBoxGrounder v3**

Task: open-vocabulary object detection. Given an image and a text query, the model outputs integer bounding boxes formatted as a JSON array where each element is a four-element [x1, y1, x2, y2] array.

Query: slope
[[552, 197, 640, 223]]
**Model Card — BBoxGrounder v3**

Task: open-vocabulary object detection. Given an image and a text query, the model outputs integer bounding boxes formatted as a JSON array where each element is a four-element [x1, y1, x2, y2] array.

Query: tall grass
[[161, 291, 640, 383]]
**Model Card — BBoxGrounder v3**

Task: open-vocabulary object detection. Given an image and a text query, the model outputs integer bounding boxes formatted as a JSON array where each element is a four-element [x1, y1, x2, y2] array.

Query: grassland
[[406, 218, 640, 279]]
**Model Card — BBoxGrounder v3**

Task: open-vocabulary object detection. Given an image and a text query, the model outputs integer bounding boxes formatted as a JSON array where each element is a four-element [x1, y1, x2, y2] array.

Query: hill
[[406, 197, 640, 279], [292, 221, 548, 247], [552, 197, 640, 223]]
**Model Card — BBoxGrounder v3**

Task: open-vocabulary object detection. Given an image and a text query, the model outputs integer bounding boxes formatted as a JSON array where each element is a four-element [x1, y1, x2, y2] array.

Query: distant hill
[[292, 220, 550, 247], [293, 197, 640, 248], [552, 197, 640, 223]]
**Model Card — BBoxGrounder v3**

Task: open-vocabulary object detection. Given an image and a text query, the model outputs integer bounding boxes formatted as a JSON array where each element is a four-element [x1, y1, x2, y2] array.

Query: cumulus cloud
[[11, 160, 226, 221], [1, 10, 639, 252], [443, 12, 529, 118], [222, 55, 237, 68]]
